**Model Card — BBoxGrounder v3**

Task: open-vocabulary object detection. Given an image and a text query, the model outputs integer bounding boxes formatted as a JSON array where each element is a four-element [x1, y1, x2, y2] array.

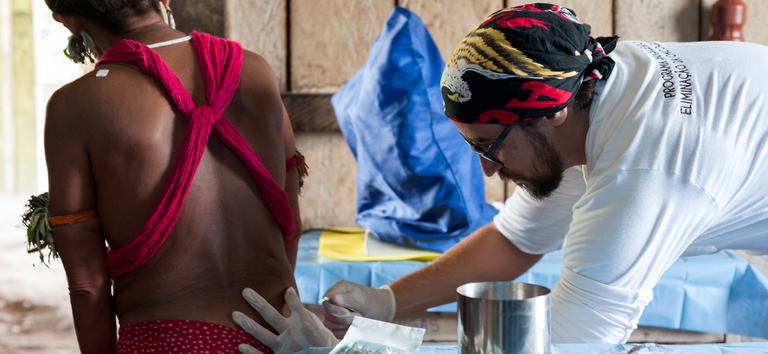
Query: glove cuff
[[378, 284, 397, 322]]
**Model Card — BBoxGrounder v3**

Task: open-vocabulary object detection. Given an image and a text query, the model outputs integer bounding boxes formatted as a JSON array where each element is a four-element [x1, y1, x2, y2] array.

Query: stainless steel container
[[457, 281, 551, 354]]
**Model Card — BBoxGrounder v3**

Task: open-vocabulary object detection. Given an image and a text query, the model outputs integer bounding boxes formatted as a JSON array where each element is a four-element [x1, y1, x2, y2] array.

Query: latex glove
[[233, 287, 339, 354], [322, 280, 396, 338]]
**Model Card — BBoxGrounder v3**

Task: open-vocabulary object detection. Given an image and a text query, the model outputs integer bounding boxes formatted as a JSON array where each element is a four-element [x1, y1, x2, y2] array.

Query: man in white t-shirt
[[231, 4, 768, 350], [318, 3, 768, 343]]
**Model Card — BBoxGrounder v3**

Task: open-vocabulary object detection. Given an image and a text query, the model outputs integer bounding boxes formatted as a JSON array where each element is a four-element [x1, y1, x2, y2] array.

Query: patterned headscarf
[[441, 3, 618, 124]]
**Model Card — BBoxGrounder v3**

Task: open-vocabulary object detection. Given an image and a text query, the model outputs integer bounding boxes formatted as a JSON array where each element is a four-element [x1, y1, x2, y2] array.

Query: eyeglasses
[[462, 124, 514, 167]]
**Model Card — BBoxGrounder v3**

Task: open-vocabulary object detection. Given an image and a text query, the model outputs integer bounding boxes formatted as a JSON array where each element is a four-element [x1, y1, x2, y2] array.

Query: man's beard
[[497, 126, 564, 201]]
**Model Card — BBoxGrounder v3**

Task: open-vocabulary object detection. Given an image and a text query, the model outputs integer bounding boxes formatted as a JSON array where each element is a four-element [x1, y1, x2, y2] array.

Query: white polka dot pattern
[[116, 319, 273, 354]]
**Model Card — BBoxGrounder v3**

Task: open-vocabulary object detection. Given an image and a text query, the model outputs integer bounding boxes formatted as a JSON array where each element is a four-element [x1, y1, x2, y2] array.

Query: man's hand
[[322, 281, 396, 338], [233, 287, 339, 354]]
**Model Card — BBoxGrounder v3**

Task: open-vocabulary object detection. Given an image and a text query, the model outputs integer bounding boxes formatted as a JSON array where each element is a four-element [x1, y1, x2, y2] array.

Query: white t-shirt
[[493, 40, 768, 343]]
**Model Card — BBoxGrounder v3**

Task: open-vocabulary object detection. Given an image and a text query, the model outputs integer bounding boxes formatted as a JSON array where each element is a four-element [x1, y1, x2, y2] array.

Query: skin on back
[[44, 21, 300, 352]]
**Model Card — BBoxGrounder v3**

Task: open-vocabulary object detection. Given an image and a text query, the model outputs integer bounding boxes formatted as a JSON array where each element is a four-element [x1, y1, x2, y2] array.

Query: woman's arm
[[54, 219, 116, 353], [281, 105, 303, 269], [241, 49, 304, 269], [44, 89, 116, 353]]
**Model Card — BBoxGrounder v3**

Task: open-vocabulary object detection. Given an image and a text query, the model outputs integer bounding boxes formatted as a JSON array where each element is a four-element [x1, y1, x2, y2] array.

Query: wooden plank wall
[[290, 0, 394, 94], [226, 0, 288, 91], [213, 0, 768, 229], [615, 0, 700, 42], [175, 0, 225, 39]]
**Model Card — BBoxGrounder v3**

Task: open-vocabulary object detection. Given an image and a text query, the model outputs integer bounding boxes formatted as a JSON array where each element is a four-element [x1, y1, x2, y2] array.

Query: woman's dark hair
[[45, 0, 161, 34]]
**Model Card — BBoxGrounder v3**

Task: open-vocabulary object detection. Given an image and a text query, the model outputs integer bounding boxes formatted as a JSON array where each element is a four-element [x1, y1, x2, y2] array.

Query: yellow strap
[[49, 208, 98, 227]]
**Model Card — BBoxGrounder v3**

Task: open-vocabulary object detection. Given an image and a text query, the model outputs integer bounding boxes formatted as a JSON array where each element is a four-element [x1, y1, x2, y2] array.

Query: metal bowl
[[457, 281, 551, 354]]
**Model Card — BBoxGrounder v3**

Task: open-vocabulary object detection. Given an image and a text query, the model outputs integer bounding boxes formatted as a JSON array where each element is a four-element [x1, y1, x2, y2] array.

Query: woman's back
[[44, 8, 300, 352]]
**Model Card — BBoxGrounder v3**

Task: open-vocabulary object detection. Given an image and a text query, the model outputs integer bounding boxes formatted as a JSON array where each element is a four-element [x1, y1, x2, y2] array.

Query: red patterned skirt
[[117, 319, 273, 354]]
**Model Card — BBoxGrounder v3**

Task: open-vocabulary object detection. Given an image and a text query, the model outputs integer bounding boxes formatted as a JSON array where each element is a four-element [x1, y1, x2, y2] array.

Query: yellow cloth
[[318, 228, 441, 262]]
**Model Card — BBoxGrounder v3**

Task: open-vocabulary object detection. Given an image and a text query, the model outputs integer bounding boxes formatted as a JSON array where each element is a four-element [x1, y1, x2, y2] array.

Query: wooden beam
[[283, 93, 339, 132], [629, 326, 724, 344]]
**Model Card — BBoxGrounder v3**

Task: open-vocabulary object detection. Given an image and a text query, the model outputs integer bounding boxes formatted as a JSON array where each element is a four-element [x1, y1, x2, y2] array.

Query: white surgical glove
[[322, 280, 396, 338], [233, 287, 339, 354]]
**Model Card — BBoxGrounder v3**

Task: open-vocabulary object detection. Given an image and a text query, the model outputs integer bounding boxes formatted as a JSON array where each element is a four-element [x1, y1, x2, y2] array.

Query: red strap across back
[[96, 32, 295, 279]]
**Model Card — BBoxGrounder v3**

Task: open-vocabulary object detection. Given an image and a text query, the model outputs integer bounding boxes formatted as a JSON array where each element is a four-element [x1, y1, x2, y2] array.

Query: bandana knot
[[441, 3, 619, 124]]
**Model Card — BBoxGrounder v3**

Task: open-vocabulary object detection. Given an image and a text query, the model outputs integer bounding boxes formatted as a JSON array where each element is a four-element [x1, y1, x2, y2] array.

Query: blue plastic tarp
[[331, 6, 498, 253], [295, 231, 768, 339]]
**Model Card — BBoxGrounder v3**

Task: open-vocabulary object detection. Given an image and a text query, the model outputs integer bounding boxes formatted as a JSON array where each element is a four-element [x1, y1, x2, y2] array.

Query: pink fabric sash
[[96, 32, 294, 279]]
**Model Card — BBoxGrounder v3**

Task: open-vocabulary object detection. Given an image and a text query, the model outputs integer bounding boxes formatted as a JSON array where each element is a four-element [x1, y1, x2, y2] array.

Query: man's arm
[[390, 166, 587, 314], [390, 223, 542, 315], [45, 89, 116, 353], [324, 167, 587, 335], [550, 169, 719, 343], [323, 222, 542, 337]]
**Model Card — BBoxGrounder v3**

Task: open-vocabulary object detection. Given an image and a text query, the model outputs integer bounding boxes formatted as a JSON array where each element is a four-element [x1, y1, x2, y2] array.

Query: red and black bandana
[[441, 3, 618, 124]]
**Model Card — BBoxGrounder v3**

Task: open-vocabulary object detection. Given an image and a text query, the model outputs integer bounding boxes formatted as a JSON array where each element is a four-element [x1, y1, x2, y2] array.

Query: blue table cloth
[[295, 231, 768, 338], [296, 343, 768, 354]]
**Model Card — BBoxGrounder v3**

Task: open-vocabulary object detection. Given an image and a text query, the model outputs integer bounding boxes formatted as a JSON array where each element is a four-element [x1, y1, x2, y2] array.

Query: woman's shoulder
[[233, 48, 285, 123], [240, 49, 280, 89], [52, 63, 153, 113]]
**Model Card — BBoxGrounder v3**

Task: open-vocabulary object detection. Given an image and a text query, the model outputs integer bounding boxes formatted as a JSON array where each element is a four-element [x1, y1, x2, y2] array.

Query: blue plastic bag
[[331, 6, 499, 253]]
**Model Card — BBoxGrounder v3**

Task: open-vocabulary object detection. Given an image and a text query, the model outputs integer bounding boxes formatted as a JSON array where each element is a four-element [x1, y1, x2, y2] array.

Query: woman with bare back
[[42, 1, 329, 352]]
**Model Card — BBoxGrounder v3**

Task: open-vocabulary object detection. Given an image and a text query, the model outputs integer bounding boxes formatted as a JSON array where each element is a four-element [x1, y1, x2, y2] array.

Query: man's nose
[[479, 156, 503, 177]]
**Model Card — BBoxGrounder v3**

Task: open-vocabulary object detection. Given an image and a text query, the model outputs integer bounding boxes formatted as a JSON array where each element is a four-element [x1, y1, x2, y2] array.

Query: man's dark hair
[[513, 79, 597, 132], [572, 79, 597, 111], [45, 0, 161, 34]]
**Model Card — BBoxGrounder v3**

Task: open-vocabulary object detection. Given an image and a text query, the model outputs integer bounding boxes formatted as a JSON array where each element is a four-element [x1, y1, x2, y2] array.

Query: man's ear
[[159, 0, 170, 7], [542, 107, 568, 128]]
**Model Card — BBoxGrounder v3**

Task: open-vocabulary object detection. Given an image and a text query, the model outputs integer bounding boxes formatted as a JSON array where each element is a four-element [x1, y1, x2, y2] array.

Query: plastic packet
[[328, 316, 426, 354], [620, 343, 671, 353]]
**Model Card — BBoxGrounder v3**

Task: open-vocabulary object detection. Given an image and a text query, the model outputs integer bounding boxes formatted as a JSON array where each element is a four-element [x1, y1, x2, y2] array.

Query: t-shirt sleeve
[[493, 165, 587, 254], [551, 169, 720, 343]]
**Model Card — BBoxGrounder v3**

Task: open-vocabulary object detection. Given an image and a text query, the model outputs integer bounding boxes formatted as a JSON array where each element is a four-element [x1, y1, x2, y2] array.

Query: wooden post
[[0, 0, 9, 191], [12, 0, 35, 191], [710, 0, 746, 41]]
